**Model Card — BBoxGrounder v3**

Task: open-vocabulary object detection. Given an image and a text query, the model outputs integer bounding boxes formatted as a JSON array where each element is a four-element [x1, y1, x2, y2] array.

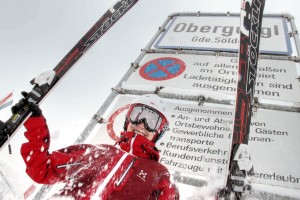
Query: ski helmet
[[124, 94, 169, 143]]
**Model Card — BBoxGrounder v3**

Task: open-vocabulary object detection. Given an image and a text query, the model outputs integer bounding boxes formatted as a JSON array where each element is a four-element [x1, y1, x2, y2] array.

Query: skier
[[12, 73, 179, 199]]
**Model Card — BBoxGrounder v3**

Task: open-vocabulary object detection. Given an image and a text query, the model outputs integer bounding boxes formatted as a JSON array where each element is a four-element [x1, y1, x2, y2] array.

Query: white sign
[[124, 53, 300, 102], [155, 15, 292, 55], [88, 95, 233, 183], [159, 103, 232, 179], [88, 95, 300, 189], [249, 110, 300, 189]]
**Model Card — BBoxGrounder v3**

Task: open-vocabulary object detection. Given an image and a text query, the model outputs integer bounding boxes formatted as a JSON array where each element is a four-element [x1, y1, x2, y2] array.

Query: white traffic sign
[[155, 15, 292, 55], [88, 95, 300, 190], [250, 109, 300, 189], [124, 53, 300, 103], [88, 95, 233, 183]]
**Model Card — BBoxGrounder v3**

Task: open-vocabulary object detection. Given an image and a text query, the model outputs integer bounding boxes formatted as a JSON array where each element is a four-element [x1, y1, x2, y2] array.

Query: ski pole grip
[[5, 105, 31, 136]]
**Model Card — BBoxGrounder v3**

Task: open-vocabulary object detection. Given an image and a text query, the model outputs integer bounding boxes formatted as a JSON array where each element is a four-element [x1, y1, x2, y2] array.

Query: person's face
[[127, 122, 156, 141]]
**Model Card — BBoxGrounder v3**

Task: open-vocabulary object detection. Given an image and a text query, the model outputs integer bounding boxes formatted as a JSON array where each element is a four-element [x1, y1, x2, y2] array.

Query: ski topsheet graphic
[[0, 92, 13, 111], [225, 0, 266, 198], [233, 0, 266, 145], [0, 0, 139, 151]]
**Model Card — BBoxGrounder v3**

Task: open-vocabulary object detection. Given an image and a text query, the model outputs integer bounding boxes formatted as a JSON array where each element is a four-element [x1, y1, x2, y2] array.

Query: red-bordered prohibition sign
[[107, 104, 130, 141], [139, 57, 186, 81]]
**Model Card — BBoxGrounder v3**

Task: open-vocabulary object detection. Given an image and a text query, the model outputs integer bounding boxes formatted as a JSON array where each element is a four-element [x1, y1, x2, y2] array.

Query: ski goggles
[[128, 105, 164, 132]]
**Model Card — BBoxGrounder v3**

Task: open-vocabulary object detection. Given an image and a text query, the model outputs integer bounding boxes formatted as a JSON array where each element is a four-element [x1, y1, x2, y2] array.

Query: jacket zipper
[[56, 162, 81, 169], [129, 134, 136, 154], [115, 157, 137, 187]]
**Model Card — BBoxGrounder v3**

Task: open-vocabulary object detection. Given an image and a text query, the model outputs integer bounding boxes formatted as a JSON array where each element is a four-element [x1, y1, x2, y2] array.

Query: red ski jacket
[[21, 116, 179, 200]]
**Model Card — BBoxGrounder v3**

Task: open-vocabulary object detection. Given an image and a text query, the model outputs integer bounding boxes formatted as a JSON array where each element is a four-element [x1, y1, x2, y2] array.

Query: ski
[[0, 0, 139, 152], [221, 0, 266, 199]]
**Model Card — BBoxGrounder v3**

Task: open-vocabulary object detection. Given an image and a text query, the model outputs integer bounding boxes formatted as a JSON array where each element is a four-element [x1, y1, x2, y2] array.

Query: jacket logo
[[137, 170, 147, 181]]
